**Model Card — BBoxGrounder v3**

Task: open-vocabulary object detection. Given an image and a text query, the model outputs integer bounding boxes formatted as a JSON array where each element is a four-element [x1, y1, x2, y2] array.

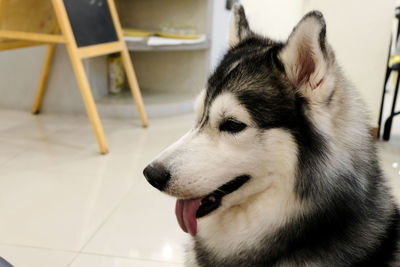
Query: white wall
[[242, 0, 304, 41], [210, 0, 231, 70], [0, 45, 105, 115]]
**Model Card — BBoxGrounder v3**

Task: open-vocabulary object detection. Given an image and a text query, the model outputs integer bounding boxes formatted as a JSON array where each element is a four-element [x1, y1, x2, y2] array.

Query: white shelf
[[101, 0, 212, 119], [124, 37, 210, 52]]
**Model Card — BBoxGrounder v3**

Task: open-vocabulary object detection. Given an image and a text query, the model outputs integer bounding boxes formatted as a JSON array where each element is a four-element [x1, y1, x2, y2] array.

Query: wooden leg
[[66, 45, 109, 154], [120, 48, 148, 127], [32, 44, 56, 114], [50, 0, 108, 154]]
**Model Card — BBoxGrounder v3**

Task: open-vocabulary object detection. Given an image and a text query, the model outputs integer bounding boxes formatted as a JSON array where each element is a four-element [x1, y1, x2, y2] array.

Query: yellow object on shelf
[[123, 28, 153, 38], [107, 53, 125, 94], [157, 32, 201, 40], [123, 28, 202, 40]]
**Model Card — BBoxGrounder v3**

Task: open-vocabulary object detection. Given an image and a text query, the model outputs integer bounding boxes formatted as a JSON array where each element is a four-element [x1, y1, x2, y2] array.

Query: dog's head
[[144, 6, 340, 236]]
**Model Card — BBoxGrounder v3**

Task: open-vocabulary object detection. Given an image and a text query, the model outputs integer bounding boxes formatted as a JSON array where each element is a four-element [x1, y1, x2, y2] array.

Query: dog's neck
[[195, 176, 304, 258]]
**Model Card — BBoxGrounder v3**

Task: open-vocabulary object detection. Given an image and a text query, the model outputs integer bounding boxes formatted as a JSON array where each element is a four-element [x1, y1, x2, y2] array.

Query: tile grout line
[[0, 242, 79, 254], [0, 231, 183, 265], [0, 116, 82, 169], [68, 251, 184, 265], [66, 181, 139, 267], [0, 148, 31, 168]]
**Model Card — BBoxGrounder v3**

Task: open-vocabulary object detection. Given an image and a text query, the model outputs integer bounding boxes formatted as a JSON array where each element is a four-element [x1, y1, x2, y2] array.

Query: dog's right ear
[[229, 4, 251, 47], [279, 11, 328, 91]]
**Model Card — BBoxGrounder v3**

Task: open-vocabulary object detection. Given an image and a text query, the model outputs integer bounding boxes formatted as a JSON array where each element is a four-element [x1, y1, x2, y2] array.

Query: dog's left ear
[[279, 11, 328, 91], [229, 4, 251, 47]]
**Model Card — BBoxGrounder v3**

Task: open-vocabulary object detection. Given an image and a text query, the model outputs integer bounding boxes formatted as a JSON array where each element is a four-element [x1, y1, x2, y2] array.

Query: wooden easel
[[0, 0, 148, 154]]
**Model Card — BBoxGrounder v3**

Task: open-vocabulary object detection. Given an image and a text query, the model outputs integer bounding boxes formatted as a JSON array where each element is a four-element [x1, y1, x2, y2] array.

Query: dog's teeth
[[208, 196, 216, 202]]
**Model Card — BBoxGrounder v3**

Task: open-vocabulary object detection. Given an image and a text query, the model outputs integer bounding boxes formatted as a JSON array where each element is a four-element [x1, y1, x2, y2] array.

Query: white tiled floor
[[0, 110, 191, 267], [0, 109, 399, 267]]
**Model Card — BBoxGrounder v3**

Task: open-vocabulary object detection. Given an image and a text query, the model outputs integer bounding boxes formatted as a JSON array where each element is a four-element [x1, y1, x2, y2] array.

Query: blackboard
[[63, 0, 119, 47]]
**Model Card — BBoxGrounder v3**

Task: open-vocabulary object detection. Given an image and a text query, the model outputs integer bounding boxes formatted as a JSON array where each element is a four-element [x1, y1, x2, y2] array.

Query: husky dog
[[143, 5, 400, 267]]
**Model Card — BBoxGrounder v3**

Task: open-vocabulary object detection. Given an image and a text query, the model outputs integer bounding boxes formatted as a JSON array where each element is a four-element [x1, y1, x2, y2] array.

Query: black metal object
[[378, 7, 400, 141], [383, 74, 400, 140], [378, 40, 393, 139], [226, 0, 239, 10]]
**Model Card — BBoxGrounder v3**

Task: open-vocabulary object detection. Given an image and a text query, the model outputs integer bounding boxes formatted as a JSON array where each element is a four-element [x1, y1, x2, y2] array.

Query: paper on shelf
[[124, 36, 146, 42], [147, 35, 206, 46]]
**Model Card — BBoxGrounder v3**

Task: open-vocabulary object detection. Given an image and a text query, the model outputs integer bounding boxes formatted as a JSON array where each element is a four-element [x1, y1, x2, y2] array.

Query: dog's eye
[[219, 119, 247, 133]]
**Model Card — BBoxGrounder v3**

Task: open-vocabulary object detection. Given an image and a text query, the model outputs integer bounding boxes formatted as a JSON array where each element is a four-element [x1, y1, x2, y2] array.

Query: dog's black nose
[[143, 163, 171, 191]]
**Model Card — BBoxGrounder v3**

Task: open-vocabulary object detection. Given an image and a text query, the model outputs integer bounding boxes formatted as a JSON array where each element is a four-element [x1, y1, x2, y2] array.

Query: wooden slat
[[106, 0, 124, 39], [51, 0, 109, 154], [0, 30, 65, 43], [77, 41, 123, 59], [32, 44, 57, 114], [0, 40, 44, 50], [0, 0, 57, 34], [0, 0, 7, 28]]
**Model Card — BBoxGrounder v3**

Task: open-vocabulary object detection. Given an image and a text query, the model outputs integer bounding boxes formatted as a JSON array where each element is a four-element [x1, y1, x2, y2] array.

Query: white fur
[[197, 128, 303, 258], [185, 243, 200, 267], [150, 92, 304, 257], [152, 93, 257, 198], [145, 6, 394, 266]]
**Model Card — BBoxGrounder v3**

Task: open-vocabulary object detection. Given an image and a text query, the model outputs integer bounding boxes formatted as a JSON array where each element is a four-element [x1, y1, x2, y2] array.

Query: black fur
[[193, 10, 400, 267]]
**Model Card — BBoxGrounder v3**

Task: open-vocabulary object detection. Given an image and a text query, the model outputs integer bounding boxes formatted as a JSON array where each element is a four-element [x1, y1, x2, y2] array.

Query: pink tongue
[[175, 198, 202, 236]]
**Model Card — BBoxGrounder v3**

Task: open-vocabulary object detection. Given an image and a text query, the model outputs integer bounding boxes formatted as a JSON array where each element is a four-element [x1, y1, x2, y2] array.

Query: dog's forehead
[[197, 38, 295, 130], [197, 37, 290, 127], [206, 39, 286, 103], [210, 38, 282, 87]]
